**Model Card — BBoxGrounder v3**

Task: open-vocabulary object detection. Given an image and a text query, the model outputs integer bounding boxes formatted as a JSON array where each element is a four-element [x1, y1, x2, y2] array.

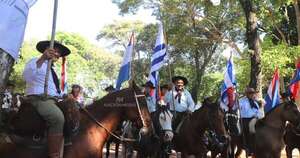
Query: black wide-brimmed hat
[[142, 81, 155, 88], [104, 85, 116, 91], [172, 76, 188, 85], [36, 40, 71, 57]]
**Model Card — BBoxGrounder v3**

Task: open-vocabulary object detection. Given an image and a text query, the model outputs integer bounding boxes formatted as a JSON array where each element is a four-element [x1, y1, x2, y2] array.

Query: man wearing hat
[[23, 40, 70, 158], [143, 81, 156, 114], [239, 87, 264, 154], [164, 76, 195, 131], [104, 85, 116, 94]]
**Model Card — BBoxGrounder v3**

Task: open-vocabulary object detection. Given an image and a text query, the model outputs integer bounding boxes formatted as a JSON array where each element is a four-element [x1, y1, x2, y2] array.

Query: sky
[[24, 0, 156, 47]]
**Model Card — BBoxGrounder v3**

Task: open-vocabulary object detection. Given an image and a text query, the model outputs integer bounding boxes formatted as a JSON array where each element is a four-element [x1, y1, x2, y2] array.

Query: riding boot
[[48, 133, 64, 158]]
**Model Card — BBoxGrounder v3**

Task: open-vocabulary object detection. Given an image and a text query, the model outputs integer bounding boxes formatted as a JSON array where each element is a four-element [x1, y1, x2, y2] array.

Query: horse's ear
[[131, 80, 140, 92]]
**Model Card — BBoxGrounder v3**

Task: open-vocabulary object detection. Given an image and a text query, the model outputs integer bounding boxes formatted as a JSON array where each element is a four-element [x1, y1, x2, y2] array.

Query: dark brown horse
[[226, 101, 300, 158], [0, 84, 152, 158], [284, 123, 300, 158], [172, 101, 229, 158]]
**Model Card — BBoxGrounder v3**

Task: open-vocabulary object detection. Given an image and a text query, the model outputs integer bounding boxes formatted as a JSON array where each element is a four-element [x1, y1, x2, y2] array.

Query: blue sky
[[24, 0, 156, 47]]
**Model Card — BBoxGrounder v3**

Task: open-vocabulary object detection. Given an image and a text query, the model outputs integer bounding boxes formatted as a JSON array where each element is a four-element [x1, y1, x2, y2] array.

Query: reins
[[80, 90, 147, 142]]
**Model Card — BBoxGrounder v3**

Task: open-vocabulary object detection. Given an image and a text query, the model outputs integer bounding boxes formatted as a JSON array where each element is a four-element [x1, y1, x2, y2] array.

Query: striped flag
[[60, 57, 67, 94], [289, 61, 300, 100], [116, 32, 134, 90], [220, 54, 236, 110], [264, 68, 280, 113], [148, 22, 168, 100]]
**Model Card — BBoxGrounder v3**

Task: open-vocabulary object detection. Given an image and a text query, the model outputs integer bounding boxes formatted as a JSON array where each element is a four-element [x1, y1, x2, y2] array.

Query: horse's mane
[[263, 101, 293, 116]]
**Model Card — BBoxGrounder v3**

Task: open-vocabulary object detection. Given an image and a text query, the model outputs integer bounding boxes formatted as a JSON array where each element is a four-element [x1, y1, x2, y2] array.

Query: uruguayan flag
[[148, 22, 168, 87], [116, 33, 134, 90]]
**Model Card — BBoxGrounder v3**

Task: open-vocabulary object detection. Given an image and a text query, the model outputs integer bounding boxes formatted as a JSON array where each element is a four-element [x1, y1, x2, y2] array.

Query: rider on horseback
[[239, 87, 264, 154], [164, 76, 195, 132], [23, 40, 70, 158], [143, 81, 156, 115]]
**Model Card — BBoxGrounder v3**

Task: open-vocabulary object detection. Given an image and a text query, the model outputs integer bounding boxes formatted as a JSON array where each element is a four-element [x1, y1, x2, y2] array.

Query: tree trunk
[[239, 0, 262, 96], [0, 49, 15, 92], [293, 0, 300, 45], [191, 51, 201, 103]]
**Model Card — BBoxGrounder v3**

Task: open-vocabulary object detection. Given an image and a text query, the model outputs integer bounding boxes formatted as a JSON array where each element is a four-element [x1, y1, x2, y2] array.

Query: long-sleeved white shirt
[[146, 96, 156, 113], [164, 88, 195, 112], [23, 57, 60, 97], [239, 97, 264, 119]]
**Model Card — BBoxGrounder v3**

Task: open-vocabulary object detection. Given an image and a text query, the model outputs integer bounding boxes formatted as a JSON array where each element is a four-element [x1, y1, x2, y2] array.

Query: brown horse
[[0, 84, 152, 158], [172, 101, 229, 158], [226, 101, 300, 158], [284, 123, 300, 158]]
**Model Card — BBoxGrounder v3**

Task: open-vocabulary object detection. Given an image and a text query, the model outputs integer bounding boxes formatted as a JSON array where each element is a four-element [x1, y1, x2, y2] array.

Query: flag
[[116, 32, 134, 90], [264, 68, 280, 113], [0, 0, 37, 59], [61, 57, 67, 94], [220, 54, 236, 110], [288, 61, 300, 100], [148, 22, 168, 100]]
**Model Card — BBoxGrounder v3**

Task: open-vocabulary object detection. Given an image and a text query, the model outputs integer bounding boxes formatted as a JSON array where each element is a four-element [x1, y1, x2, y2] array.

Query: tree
[[0, 50, 14, 92], [239, 0, 263, 96], [112, 0, 245, 102]]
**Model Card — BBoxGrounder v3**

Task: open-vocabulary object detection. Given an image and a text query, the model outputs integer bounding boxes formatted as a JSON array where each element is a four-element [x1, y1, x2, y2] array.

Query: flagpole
[[129, 32, 135, 87], [163, 24, 176, 116], [44, 0, 58, 96]]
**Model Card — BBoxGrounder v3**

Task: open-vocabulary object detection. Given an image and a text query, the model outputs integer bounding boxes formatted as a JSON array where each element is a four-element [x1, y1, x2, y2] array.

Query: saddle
[[5, 97, 80, 147]]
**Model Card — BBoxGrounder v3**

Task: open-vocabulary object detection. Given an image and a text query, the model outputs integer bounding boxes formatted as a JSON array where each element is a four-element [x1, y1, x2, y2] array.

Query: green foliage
[[9, 32, 121, 98]]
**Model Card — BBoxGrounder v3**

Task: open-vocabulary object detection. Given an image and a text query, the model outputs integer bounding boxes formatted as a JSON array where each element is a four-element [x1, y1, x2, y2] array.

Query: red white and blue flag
[[220, 54, 236, 110], [289, 61, 300, 100], [264, 68, 280, 113], [60, 57, 68, 94]]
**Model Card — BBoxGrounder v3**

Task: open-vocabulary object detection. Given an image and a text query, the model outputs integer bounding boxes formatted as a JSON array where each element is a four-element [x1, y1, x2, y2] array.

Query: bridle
[[80, 89, 148, 142]]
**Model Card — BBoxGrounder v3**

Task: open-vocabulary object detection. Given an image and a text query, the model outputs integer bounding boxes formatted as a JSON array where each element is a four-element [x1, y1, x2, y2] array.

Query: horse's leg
[[285, 146, 293, 158], [115, 142, 119, 158], [105, 142, 110, 158]]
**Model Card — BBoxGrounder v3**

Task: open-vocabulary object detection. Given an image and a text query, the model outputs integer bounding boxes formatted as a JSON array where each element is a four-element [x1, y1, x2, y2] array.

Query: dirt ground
[[102, 143, 300, 158]]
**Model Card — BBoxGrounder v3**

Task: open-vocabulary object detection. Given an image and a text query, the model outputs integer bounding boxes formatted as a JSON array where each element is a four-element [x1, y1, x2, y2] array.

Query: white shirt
[[239, 97, 264, 119], [23, 58, 60, 97], [146, 96, 156, 113], [164, 88, 195, 112]]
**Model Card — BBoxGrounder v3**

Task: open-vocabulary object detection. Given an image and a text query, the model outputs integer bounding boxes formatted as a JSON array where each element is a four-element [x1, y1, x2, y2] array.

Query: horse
[[121, 104, 174, 158], [172, 101, 229, 158], [284, 123, 300, 158], [0, 83, 153, 158], [226, 101, 300, 158]]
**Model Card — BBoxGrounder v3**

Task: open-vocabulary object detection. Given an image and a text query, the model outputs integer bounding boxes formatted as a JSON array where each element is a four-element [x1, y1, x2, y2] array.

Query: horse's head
[[119, 82, 152, 136], [154, 104, 173, 142], [282, 101, 300, 131], [201, 101, 230, 150]]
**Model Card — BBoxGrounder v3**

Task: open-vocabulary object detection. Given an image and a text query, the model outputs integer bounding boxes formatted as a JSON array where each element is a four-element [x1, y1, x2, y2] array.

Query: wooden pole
[[44, 0, 58, 96], [129, 32, 135, 87]]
